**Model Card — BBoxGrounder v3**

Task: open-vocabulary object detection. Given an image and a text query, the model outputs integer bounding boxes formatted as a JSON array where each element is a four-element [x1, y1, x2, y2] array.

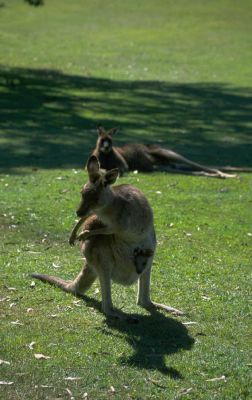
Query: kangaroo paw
[[69, 234, 76, 246], [77, 230, 90, 242]]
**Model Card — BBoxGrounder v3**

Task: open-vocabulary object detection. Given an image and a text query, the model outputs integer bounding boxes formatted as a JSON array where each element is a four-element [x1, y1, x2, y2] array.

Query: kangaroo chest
[[98, 151, 119, 170]]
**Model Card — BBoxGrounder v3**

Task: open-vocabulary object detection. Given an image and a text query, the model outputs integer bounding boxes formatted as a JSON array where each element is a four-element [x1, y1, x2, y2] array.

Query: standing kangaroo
[[32, 156, 183, 320], [91, 126, 251, 178]]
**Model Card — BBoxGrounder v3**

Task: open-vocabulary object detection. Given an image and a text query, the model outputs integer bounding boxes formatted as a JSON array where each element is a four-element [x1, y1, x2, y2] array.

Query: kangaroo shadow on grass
[[81, 295, 194, 379]]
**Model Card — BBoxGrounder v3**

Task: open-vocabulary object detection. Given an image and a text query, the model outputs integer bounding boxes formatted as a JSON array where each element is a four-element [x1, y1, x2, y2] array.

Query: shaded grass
[[0, 66, 252, 172]]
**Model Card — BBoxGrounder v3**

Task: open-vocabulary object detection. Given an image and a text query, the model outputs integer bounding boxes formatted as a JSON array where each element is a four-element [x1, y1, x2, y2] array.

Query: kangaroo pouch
[[82, 235, 153, 286]]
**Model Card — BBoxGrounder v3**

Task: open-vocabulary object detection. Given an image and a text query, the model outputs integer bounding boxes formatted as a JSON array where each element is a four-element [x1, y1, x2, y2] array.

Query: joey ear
[[96, 125, 106, 136], [87, 155, 100, 180], [107, 127, 119, 136], [104, 168, 119, 186]]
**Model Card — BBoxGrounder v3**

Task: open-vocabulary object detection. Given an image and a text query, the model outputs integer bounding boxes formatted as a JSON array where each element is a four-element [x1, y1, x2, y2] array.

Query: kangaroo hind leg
[[72, 264, 97, 296], [98, 267, 128, 321], [149, 147, 236, 178], [95, 259, 138, 322], [137, 264, 184, 316]]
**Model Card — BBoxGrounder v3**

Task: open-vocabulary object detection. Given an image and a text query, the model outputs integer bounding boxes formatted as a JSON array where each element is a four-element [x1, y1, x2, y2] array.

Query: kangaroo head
[[76, 155, 119, 218], [96, 125, 119, 154]]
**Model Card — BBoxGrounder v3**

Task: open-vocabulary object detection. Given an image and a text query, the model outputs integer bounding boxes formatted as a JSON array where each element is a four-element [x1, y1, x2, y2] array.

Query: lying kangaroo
[[32, 156, 183, 320], [91, 126, 251, 178]]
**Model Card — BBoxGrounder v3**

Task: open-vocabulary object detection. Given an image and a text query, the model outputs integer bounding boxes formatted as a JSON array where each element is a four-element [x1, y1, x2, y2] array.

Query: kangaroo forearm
[[69, 218, 85, 245], [114, 148, 129, 172], [83, 227, 114, 238], [120, 155, 129, 171], [71, 218, 84, 236]]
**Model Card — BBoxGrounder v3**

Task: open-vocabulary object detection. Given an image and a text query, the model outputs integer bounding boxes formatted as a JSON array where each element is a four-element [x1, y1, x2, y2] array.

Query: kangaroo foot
[[140, 300, 184, 316], [218, 171, 238, 179]]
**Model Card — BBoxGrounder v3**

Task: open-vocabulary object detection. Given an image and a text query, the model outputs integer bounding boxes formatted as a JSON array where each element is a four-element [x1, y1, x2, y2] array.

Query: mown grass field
[[0, 1, 252, 399]]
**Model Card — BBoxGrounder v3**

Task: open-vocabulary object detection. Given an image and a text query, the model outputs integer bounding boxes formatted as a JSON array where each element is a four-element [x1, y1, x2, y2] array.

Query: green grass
[[0, 1, 252, 399]]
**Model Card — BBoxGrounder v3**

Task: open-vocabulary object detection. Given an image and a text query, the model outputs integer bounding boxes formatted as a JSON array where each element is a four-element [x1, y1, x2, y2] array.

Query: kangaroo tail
[[214, 166, 252, 173], [149, 147, 221, 174], [149, 147, 242, 177], [32, 266, 97, 296], [32, 273, 75, 293]]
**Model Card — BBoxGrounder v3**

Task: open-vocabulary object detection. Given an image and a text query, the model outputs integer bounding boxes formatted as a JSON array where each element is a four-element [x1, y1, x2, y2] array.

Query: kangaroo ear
[[107, 127, 119, 136], [104, 168, 119, 186], [97, 125, 106, 136], [87, 155, 100, 181]]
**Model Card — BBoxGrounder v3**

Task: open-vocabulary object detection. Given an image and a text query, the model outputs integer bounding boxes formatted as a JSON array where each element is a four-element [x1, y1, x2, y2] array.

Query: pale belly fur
[[82, 231, 155, 286]]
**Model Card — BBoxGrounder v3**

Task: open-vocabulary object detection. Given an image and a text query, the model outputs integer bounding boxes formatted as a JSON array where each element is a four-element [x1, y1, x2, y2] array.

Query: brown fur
[[71, 218, 154, 275], [90, 126, 252, 178], [33, 156, 183, 321]]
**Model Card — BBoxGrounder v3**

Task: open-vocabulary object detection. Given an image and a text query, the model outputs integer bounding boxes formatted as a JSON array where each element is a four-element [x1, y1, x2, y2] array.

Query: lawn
[[0, 1, 252, 399]]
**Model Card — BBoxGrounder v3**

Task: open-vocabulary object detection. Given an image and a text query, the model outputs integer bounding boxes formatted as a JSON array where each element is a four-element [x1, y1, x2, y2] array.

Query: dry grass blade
[[64, 377, 81, 381], [34, 353, 51, 360], [206, 375, 226, 382], [0, 360, 10, 365]]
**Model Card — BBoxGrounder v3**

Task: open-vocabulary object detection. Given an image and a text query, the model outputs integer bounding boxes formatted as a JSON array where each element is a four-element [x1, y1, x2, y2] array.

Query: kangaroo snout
[[76, 209, 83, 217], [76, 208, 88, 218], [76, 204, 90, 218]]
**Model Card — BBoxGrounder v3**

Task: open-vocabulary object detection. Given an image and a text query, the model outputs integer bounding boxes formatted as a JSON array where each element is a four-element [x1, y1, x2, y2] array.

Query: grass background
[[0, 0, 252, 399]]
